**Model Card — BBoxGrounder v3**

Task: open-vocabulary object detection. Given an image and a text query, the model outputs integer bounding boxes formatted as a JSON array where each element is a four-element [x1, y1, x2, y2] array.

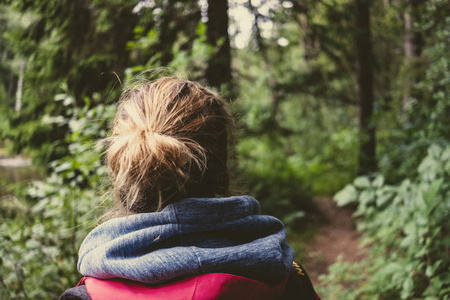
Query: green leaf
[[382, 262, 403, 274], [197, 21, 206, 36], [401, 277, 414, 299], [359, 190, 375, 205], [335, 184, 358, 206], [354, 176, 371, 189], [372, 175, 385, 188], [376, 189, 394, 207], [25, 239, 39, 249], [400, 235, 416, 248], [426, 260, 442, 277]]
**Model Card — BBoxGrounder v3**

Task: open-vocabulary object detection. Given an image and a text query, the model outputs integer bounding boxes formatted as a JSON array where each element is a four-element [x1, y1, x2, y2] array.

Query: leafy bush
[[377, 0, 450, 184], [237, 134, 313, 227], [0, 98, 114, 299], [320, 144, 450, 299]]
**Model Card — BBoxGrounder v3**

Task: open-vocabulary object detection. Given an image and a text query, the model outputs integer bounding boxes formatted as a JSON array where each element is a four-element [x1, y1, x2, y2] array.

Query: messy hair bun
[[103, 77, 233, 216]]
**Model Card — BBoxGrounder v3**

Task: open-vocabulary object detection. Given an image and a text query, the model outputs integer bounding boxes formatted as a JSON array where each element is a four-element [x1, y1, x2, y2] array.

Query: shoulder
[[59, 285, 91, 300], [281, 262, 321, 300], [59, 266, 320, 300]]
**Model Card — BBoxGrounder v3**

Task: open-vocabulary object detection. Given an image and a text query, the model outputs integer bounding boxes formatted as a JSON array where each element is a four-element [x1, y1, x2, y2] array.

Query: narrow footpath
[[303, 198, 366, 286]]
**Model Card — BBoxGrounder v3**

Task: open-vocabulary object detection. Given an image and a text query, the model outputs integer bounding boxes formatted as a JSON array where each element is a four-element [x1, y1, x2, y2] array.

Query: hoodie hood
[[78, 195, 294, 284]]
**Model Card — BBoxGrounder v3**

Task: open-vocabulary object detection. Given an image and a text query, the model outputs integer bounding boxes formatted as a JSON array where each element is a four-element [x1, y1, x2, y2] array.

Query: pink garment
[[77, 273, 287, 300]]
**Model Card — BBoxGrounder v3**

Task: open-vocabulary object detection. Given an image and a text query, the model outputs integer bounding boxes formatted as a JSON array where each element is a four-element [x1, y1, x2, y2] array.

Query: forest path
[[303, 197, 366, 286]]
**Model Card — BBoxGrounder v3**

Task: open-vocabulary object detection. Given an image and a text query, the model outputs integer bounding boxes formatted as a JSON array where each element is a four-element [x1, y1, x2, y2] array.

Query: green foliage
[[322, 2, 450, 298], [0, 97, 114, 299], [125, 22, 214, 85], [324, 145, 450, 299], [125, 0, 202, 70], [234, 39, 358, 199], [0, 0, 137, 167], [1, 0, 450, 298], [377, 0, 450, 183], [237, 134, 312, 226], [316, 258, 373, 299]]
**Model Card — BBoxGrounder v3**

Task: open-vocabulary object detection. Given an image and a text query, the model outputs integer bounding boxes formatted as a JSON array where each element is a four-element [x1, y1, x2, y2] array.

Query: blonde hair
[[103, 77, 233, 217]]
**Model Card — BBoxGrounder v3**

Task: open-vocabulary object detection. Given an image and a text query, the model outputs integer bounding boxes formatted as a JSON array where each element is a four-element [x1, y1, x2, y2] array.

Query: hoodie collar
[[78, 196, 294, 284]]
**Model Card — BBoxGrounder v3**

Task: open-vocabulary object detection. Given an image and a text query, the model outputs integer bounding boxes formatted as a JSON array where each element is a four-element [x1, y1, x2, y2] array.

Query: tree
[[401, 0, 425, 110], [355, 0, 376, 175], [205, 0, 232, 97], [8, 0, 139, 104], [153, 0, 201, 66], [1, 0, 139, 165]]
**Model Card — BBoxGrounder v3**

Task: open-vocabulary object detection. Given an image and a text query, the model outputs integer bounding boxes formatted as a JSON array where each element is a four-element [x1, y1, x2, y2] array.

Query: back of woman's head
[[104, 77, 234, 216]]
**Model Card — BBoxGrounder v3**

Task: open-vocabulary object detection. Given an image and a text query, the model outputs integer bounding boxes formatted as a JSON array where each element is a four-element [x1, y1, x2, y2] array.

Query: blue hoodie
[[78, 196, 294, 285]]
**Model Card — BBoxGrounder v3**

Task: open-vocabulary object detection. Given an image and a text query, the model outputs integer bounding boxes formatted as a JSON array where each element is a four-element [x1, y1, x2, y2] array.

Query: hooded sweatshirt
[[77, 195, 294, 285]]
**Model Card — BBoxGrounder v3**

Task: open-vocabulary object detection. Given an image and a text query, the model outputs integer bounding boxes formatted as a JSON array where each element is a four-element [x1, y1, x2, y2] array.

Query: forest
[[0, 0, 449, 299]]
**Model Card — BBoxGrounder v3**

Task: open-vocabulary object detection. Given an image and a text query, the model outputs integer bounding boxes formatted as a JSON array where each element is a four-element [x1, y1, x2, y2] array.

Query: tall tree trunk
[[402, 4, 414, 110], [159, 0, 177, 66], [355, 0, 376, 175], [205, 0, 232, 98], [157, 0, 201, 67], [15, 58, 25, 112], [402, 0, 425, 111]]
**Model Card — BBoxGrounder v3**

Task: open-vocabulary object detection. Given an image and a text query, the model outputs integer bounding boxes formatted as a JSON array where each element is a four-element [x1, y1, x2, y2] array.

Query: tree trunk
[[205, 0, 232, 98], [15, 58, 25, 112], [159, 0, 177, 66], [355, 0, 376, 175], [402, 5, 414, 110], [157, 0, 201, 67], [402, 0, 425, 111]]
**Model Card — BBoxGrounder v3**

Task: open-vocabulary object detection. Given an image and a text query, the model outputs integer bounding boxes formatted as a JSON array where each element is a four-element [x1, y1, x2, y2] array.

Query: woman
[[60, 77, 319, 300]]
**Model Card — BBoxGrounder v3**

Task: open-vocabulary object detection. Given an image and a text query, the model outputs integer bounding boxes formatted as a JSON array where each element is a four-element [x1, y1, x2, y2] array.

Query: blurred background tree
[[0, 0, 449, 299]]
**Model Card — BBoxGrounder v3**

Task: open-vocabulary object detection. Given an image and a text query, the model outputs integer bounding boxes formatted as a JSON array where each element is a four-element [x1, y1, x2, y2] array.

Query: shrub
[[320, 145, 450, 299], [0, 98, 114, 299]]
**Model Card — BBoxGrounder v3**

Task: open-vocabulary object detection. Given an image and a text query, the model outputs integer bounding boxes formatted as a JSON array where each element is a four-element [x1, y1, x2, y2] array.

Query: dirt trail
[[304, 197, 366, 285]]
